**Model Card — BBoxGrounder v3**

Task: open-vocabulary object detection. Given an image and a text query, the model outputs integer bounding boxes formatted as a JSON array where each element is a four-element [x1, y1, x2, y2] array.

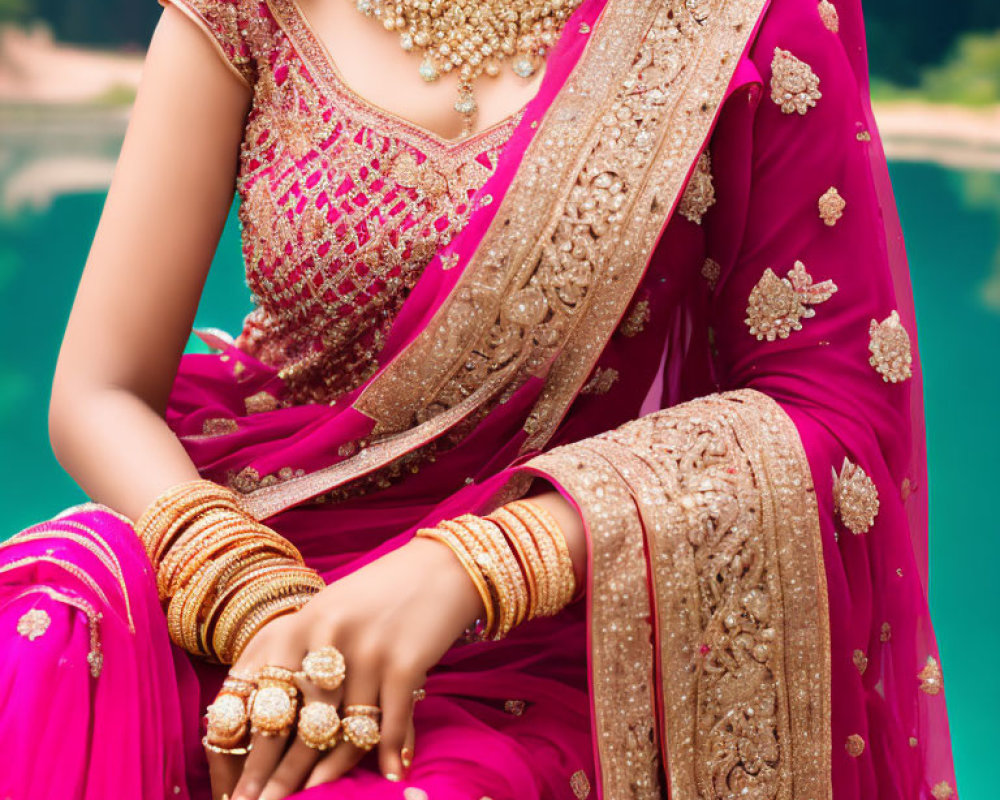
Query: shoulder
[[158, 0, 258, 88]]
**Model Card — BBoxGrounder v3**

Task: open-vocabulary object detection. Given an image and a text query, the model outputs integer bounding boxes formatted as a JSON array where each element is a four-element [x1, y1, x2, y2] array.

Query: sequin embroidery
[[16, 608, 51, 640], [818, 186, 846, 226], [918, 656, 943, 695], [770, 48, 822, 115], [745, 260, 837, 340], [818, 0, 840, 33], [832, 458, 879, 534], [678, 151, 716, 224], [868, 310, 913, 383]]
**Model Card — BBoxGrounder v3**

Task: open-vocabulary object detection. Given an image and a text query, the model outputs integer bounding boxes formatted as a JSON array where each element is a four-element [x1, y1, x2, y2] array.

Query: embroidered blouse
[[159, 0, 520, 406]]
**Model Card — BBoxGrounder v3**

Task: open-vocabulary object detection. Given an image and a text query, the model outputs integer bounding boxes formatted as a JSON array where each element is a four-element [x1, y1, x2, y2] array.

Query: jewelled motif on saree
[[16, 608, 51, 640], [745, 260, 837, 341], [868, 310, 913, 382], [818, 1, 840, 33], [570, 770, 592, 799], [678, 151, 716, 224], [852, 648, 868, 675], [818, 186, 846, 226], [832, 458, 879, 534], [617, 298, 650, 337], [770, 48, 822, 115], [918, 655, 943, 695], [580, 367, 619, 395], [701, 257, 721, 290], [845, 734, 865, 757], [932, 782, 956, 800]]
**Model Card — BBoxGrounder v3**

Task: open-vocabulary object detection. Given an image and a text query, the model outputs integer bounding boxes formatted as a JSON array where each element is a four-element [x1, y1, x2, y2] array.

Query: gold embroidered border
[[520, 389, 831, 800], [240, 0, 769, 518], [521, 447, 662, 800]]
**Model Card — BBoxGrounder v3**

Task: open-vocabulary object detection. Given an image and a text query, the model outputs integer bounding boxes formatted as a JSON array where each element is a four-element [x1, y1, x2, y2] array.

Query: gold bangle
[[415, 526, 495, 637], [508, 500, 576, 613], [488, 508, 545, 621]]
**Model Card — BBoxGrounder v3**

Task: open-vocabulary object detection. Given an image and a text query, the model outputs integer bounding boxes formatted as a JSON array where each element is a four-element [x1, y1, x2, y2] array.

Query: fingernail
[[385, 773, 402, 782], [401, 747, 413, 768]]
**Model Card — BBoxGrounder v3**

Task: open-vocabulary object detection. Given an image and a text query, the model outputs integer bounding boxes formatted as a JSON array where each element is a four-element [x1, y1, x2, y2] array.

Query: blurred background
[[0, 1, 997, 796]]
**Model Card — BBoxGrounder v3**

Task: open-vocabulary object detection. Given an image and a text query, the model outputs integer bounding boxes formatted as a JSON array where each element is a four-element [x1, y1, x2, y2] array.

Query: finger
[[206, 746, 246, 800], [258, 675, 337, 800], [377, 670, 424, 781], [304, 649, 382, 787]]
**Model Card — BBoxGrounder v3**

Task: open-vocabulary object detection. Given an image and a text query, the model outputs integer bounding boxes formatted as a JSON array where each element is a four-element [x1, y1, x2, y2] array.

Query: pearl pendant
[[419, 57, 439, 82], [454, 91, 478, 116], [512, 55, 535, 78]]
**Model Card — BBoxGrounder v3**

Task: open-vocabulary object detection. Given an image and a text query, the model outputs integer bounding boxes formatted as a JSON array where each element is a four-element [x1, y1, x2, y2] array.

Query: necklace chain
[[353, 0, 583, 136]]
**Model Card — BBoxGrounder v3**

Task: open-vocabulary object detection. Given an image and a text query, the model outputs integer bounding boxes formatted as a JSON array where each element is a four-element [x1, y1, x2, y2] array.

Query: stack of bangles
[[416, 498, 578, 641], [135, 478, 325, 664]]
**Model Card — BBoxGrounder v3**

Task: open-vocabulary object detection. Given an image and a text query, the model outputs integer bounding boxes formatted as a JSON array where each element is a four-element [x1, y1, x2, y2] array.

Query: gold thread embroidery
[[852, 649, 868, 675], [845, 734, 865, 758], [570, 770, 592, 799], [701, 257, 721, 290], [618, 298, 650, 337], [918, 655, 943, 695], [818, 0, 840, 33], [818, 186, 846, 226], [880, 621, 892, 642], [868, 310, 913, 383], [522, 389, 832, 800], [745, 260, 838, 341], [932, 782, 956, 800], [16, 608, 51, 640], [244, 391, 280, 414], [503, 700, 526, 716], [770, 47, 822, 115], [202, 418, 240, 437], [909, 736, 919, 747], [580, 367, 619, 395], [678, 151, 716, 224], [832, 458, 879, 534]]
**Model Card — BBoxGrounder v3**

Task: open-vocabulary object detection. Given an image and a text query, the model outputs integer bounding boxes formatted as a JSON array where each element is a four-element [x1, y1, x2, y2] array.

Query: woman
[[0, 0, 960, 798]]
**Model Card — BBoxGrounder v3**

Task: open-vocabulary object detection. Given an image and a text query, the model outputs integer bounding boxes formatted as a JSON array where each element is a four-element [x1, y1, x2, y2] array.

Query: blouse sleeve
[[157, 0, 256, 89]]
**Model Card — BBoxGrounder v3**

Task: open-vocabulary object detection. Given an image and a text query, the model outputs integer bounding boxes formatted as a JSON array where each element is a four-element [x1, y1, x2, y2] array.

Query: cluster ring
[[341, 713, 381, 751], [297, 701, 341, 751], [300, 646, 347, 691], [205, 692, 249, 748]]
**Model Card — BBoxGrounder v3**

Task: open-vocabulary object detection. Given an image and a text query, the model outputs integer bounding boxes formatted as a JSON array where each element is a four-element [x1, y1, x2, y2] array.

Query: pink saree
[[0, 0, 959, 799]]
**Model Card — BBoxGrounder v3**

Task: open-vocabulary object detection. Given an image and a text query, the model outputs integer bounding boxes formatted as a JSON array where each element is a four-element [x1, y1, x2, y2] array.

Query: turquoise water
[[0, 152, 996, 796]]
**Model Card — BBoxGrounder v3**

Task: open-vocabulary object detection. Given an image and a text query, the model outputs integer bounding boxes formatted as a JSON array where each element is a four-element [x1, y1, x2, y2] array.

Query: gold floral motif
[[678, 151, 716, 224], [856, 130, 872, 142], [580, 367, 619, 395], [570, 770, 592, 799], [771, 48, 822, 115], [16, 608, 51, 641], [845, 734, 865, 757], [868, 310, 913, 383], [201, 418, 240, 437], [228, 465, 307, 495], [880, 621, 892, 642], [745, 260, 838, 341], [818, 0, 840, 33], [818, 186, 846, 226], [504, 699, 526, 716], [852, 649, 868, 675], [701, 257, 721, 290], [618, 298, 650, 337], [918, 656, 943, 695], [909, 737, 919, 747], [832, 458, 879, 534], [244, 391, 279, 415], [932, 781, 956, 800]]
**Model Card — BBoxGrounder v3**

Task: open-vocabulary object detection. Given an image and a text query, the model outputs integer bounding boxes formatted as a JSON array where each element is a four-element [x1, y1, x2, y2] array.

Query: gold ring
[[249, 685, 298, 737], [256, 665, 298, 685], [222, 673, 256, 698], [343, 704, 381, 718], [341, 713, 381, 751], [202, 735, 253, 756], [297, 701, 341, 751], [300, 646, 346, 691], [205, 693, 248, 748]]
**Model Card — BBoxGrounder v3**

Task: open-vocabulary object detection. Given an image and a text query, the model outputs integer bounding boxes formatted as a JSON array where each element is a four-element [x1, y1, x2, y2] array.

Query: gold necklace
[[353, 0, 583, 136]]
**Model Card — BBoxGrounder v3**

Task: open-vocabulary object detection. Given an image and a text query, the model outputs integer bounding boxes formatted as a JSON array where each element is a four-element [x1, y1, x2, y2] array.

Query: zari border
[[520, 390, 831, 800], [239, 0, 769, 519]]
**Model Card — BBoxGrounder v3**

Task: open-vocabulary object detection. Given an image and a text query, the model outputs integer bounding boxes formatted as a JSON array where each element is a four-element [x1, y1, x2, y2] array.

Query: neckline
[[267, 0, 533, 154]]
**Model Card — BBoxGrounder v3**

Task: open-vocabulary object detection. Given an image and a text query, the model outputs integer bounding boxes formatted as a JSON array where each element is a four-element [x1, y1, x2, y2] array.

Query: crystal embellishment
[[818, 186, 846, 226], [513, 55, 536, 78], [770, 48, 822, 115], [868, 310, 913, 382], [818, 1, 840, 33], [745, 260, 838, 340], [832, 458, 879, 534], [918, 656, 943, 695], [16, 608, 51, 641], [678, 151, 716, 224]]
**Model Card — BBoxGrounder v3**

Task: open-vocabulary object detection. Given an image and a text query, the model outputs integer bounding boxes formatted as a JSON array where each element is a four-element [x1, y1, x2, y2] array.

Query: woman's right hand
[[205, 534, 485, 800]]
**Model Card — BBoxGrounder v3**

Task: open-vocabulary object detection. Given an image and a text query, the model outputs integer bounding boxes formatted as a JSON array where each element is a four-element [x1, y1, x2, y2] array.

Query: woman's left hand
[[209, 534, 485, 800]]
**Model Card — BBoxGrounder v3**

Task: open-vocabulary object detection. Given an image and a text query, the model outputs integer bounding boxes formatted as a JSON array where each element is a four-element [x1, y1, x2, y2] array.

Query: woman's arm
[[48, 5, 251, 523]]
